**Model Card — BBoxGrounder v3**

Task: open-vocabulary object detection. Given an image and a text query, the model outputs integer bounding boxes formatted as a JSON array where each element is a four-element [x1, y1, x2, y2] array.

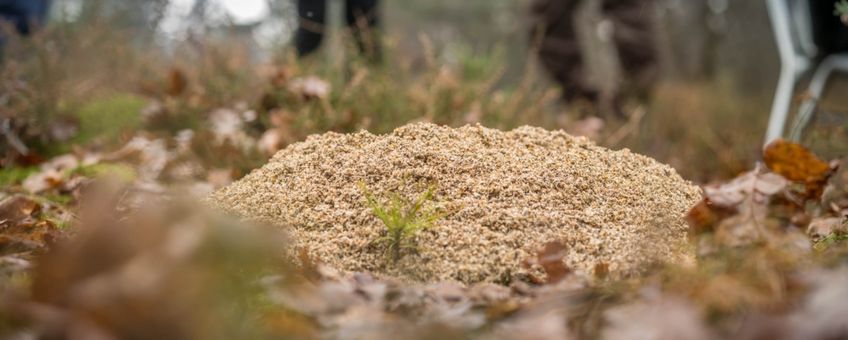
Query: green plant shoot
[[359, 183, 443, 263]]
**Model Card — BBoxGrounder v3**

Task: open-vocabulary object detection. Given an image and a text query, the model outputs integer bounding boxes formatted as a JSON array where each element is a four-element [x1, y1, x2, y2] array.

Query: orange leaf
[[763, 139, 830, 184]]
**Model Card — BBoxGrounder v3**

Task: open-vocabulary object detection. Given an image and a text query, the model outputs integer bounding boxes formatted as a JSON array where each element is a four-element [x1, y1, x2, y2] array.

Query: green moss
[[71, 163, 137, 183], [73, 93, 146, 144], [41, 193, 74, 206], [0, 166, 39, 187]]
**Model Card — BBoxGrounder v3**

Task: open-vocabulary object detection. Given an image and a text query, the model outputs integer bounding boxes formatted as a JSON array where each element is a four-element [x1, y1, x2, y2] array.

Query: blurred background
[[1, 0, 846, 182]]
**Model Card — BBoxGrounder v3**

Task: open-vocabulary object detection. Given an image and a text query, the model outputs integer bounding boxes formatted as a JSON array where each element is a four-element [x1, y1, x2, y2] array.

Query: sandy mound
[[210, 123, 700, 283]]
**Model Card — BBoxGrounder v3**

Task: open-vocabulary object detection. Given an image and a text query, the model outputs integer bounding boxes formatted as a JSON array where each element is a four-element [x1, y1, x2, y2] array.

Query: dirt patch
[[210, 123, 701, 284]]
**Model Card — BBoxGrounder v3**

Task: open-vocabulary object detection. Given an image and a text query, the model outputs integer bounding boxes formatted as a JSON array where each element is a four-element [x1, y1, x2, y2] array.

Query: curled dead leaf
[[703, 164, 788, 208], [764, 139, 831, 184]]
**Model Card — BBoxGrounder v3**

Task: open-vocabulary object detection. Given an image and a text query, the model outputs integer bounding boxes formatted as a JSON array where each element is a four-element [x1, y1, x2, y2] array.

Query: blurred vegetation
[[0, 0, 844, 179]]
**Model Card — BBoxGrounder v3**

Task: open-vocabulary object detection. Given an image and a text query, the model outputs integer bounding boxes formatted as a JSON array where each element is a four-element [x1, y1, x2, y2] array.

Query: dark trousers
[[295, 0, 380, 60], [0, 0, 50, 36], [530, 0, 657, 117]]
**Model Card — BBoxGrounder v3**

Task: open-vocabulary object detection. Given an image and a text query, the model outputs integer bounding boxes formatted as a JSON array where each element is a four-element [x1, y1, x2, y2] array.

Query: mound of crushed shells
[[210, 123, 701, 284]]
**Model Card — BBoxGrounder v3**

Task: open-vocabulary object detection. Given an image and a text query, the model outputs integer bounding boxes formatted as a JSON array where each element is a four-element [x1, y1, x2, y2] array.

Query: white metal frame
[[764, 0, 848, 144]]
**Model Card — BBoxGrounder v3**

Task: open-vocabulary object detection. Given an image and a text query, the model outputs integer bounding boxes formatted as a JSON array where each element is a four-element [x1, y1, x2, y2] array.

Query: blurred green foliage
[[73, 93, 145, 144]]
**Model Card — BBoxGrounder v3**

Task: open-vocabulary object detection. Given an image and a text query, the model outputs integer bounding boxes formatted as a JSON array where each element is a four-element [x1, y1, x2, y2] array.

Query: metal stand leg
[[763, 0, 811, 145], [765, 66, 800, 144], [787, 54, 848, 141]]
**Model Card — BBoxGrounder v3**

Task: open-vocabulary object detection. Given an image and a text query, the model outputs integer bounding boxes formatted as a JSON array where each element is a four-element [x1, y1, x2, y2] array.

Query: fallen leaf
[[0, 195, 59, 256], [764, 139, 830, 184], [704, 164, 788, 208], [0, 194, 40, 222], [22, 169, 64, 194], [698, 165, 789, 244], [807, 217, 847, 243]]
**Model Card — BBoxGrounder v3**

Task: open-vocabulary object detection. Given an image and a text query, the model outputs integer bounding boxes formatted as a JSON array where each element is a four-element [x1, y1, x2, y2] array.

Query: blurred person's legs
[[345, 0, 380, 61], [531, 0, 658, 118], [529, 0, 597, 104], [0, 0, 50, 50], [295, 0, 327, 57], [601, 0, 658, 102], [0, 0, 49, 35], [295, 0, 381, 60]]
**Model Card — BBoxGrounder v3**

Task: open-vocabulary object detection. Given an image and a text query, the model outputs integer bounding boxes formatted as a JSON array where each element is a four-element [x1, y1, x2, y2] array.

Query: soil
[[210, 123, 701, 284]]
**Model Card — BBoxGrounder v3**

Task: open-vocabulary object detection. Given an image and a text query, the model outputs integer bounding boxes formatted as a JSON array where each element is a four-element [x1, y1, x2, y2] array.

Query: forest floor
[[2, 25, 848, 339]]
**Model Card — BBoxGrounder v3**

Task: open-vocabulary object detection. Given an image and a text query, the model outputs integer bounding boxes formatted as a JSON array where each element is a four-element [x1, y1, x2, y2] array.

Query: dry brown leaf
[[0, 194, 40, 222], [764, 139, 830, 184], [22, 169, 64, 194], [703, 164, 788, 208], [0, 195, 59, 256], [696, 165, 790, 244]]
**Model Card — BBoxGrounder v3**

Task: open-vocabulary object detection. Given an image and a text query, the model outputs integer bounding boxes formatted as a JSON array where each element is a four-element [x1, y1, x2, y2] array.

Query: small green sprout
[[359, 182, 443, 263]]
